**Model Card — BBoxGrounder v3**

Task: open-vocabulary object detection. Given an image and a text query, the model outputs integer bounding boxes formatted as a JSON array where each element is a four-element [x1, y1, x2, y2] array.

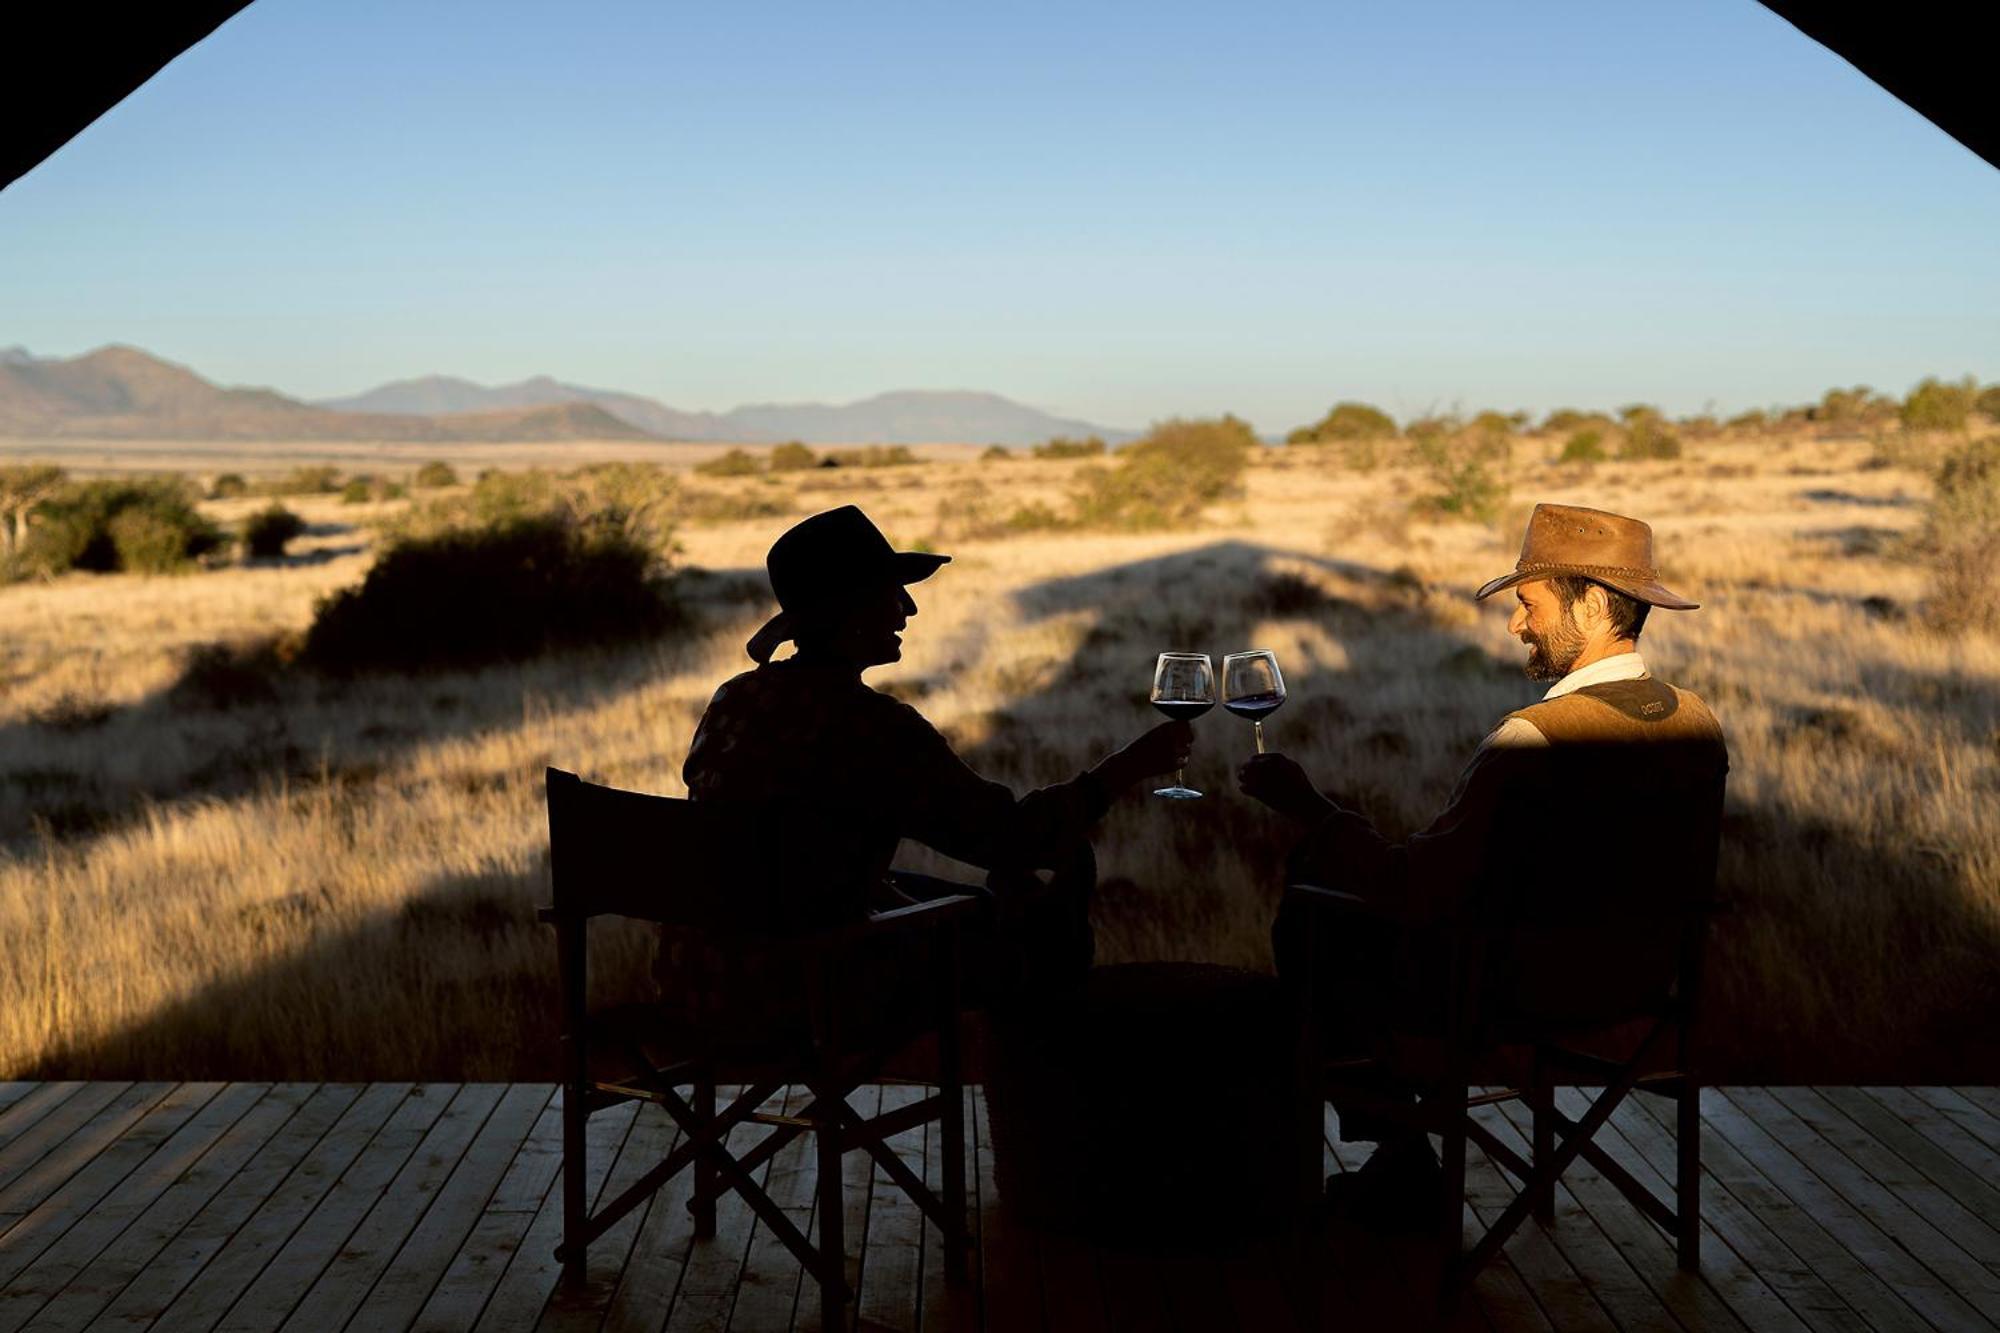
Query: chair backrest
[[544, 767, 877, 934], [1469, 739, 1727, 1034]]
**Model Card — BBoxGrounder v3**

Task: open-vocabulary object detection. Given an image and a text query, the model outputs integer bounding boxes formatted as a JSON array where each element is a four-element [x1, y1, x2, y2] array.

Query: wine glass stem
[[1253, 720, 1266, 755], [1175, 765, 1187, 789]]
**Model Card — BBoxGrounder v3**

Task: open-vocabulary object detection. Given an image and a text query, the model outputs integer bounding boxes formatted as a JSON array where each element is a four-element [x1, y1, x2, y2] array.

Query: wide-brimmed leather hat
[[747, 505, 950, 662], [1475, 503, 1698, 609]]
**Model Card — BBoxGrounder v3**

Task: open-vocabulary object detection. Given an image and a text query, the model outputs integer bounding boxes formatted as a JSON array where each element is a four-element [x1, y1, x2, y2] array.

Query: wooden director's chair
[[1289, 740, 1727, 1314], [541, 768, 978, 1330]]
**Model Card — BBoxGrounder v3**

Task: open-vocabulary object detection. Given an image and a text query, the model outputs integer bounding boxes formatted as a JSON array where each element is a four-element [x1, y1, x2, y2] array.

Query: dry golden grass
[[2, 433, 1994, 1082]]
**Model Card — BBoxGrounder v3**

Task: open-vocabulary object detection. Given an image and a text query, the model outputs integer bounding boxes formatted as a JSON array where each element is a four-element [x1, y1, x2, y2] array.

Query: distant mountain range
[[0, 345, 1131, 445]]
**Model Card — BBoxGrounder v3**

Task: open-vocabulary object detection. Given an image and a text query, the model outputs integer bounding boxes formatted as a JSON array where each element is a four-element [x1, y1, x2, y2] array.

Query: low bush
[[694, 449, 763, 477], [1289, 401, 1396, 445], [21, 477, 225, 575], [1031, 436, 1106, 459], [1617, 412, 1682, 460], [1920, 435, 2000, 634], [1411, 427, 1508, 524], [260, 465, 342, 497], [1901, 376, 1978, 434], [243, 504, 307, 560], [339, 475, 405, 504], [414, 461, 459, 489], [1068, 415, 1256, 530], [768, 442, 819, 472], [819, 445, 919, 468], [209, 472, 249, 499], [303, 511, 681, 674], [1559, 429, 1607, 463], [980, 445, 1016, 461]]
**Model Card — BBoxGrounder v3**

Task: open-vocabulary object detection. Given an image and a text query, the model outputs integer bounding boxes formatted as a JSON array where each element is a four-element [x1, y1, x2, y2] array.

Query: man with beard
[[1238, 502, 1726, 1226]]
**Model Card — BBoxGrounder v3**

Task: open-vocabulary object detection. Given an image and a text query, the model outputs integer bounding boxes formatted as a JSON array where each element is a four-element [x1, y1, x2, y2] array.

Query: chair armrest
[[812, 893, 982, 948], [1285, 882, 1395, 919]]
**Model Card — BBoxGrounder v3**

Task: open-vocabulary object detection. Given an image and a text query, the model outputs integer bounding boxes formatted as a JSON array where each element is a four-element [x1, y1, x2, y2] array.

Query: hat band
[[1516, 558, 1656, 581]]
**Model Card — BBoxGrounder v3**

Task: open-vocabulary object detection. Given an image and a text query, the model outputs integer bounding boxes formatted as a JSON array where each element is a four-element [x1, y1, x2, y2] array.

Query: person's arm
[[882, 698, 1188, 871]]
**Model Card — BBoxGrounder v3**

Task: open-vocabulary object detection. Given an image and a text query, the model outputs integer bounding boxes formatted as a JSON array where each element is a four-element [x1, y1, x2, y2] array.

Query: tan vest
[[1506, 676, 1726, 755]]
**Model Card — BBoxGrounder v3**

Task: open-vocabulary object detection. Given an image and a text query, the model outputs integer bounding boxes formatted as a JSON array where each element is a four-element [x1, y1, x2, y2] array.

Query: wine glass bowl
[[1150, 652, 1215, 799], [1222, 650, 1286, 754]]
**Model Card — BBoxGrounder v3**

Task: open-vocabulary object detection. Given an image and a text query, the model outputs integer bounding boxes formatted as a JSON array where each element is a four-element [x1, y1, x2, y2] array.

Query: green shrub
[[414, 461, 459, 489], [22, 477, 224, 575], [304, 511, 681, 674], [1902, 375, 1978, 433], [1725, 409, 1769, 434], [1617, 412, 1682, 460], [1559, 429, 1607, 463], [768, 441, 819, 472], [209, 472, 249, 499], [1920, 435, 2000, 633], [1068, 416, 1256, 530], [1411, 426, 1509, 524], [243, 504, 307, 559], [1031, 435, 1106, 459], [980, 445, 1015, 462], [261, 465, 341, 496], [1978, 384, 2000, 423], [1292, 401, 1397, 444], [820, 445, 919, 468], [1539, 409, 1589, 434], [694, 448, 764, 477], [340, 478, 375, 504]]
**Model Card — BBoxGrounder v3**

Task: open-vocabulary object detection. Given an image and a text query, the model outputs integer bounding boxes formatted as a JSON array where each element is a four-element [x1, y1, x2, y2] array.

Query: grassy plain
[[1, 433, 1994, 1082]]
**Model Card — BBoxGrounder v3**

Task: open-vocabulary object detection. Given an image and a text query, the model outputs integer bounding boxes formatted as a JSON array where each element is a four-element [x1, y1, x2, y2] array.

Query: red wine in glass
[[1149, 652, 1214, 799], [1222, 651, 1286, 754]]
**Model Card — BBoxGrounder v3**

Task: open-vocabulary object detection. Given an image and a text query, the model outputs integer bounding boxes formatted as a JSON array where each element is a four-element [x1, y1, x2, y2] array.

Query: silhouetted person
[[660, 504, 1191, 1036], [1239, 503, 1728, 1226]]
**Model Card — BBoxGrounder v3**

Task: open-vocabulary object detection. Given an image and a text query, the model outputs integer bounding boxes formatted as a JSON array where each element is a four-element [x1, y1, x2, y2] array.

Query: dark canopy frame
[[2, 4, 1993, 195]]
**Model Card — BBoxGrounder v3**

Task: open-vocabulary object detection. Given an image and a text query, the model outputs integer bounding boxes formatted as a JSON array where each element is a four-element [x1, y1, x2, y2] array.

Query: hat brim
[[891, 551, 951, 585], [1474, 567, 1699, 610]]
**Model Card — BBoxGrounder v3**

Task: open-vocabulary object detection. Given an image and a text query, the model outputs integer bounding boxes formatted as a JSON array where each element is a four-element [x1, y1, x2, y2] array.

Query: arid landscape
[[1, 417, 1996, 1087]]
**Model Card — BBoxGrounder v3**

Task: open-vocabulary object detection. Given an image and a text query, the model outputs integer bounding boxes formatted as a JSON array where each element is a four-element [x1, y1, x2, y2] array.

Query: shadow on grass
[[21, 543, 1999, 1084]]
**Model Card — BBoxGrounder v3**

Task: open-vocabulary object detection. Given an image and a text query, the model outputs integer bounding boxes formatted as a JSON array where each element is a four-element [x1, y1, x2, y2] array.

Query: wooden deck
[[1, 1082, 1996, 1331]]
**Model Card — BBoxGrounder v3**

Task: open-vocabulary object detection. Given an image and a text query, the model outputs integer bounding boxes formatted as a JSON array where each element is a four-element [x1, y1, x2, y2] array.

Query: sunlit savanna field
[[1, 430, 1995, 1084]]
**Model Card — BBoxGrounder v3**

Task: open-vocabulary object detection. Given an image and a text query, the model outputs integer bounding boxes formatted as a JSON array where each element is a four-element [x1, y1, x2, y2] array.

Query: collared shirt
[[1483, 651, 1649, 751]]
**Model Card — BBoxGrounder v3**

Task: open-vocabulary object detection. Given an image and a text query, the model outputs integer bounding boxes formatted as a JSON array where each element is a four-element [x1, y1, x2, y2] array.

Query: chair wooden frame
[[541, 767, 977, 1330], [1290, 870, 1719, 1313]]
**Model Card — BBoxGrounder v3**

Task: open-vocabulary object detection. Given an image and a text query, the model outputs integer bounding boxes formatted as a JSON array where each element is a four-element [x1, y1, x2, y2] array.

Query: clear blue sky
[[3, 0, 1995, 433]]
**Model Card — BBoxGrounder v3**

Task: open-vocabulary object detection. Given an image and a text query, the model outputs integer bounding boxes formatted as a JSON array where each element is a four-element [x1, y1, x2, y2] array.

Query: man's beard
[[1521, 612, 1587, 681]]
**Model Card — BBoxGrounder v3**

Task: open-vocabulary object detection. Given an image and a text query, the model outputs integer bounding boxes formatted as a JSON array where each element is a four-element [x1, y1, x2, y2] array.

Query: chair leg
[[816, 1083, 849, 1332], [692, 1079, 717, 1238], [561, 1080, 588, 1284], [1677, 1081, 1701, 1270], [937, 953, 970, 1282], [1528, 1055, 1555, 1226], [1438, 1090, 1468, 1272]]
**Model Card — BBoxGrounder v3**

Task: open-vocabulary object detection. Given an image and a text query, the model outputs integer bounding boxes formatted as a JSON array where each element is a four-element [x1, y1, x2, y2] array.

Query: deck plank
[[538, 1098, 683, 1332], [1711, 1087, 2000, 1329], [469, 1098, 637, 1333], [87, 1082, 368, 1329], [16, 1083, 319, 1333], [0, 1082, 219, 1298], [916, 1087, 976, 1333], [1855, 1087, 2000, 1219], [855, 1083, 927, 1333], [208, 1082, 464, 1332], [0, 1087, 86, 1165], [0, 1087, 38, 1118], [0, 1081, 262, 1332], [411, 1089, 568, 1333], [1610, 1089, 1878, 1333], [1917, 1087, 2000, 1158], [722, 1085, 816, 1333], [142, 1082, 419, 1332], [971, 1087, 1042, 1333], [658, 1086, 773, 1333], [0, 1083, 145, 1211], [341, 1083, 555, 1333]]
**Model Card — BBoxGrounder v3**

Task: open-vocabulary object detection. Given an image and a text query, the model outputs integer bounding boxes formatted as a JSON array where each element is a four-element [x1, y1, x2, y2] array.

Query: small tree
[[1294, 401, 1396, 443], [768, 441, 819, 472], [1069, 416, 1256, 529], [1031, 435, 1106, 459], [694, 448, 763, 477], [1902, 376, 1978, 433], [244, 504, 307, 559], [980, 444, 1015, 461], [0, 463, 65, 562], [1617, 409, 1682, 460], [1559, 429, 1607, 463], [208, 472, 249, 499], [1978, 384, 2000, 423], [414, 460, 459, 489]]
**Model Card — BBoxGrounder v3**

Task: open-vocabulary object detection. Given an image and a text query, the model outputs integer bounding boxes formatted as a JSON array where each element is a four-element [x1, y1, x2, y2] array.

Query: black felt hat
[[747, 505, 950, 662]]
